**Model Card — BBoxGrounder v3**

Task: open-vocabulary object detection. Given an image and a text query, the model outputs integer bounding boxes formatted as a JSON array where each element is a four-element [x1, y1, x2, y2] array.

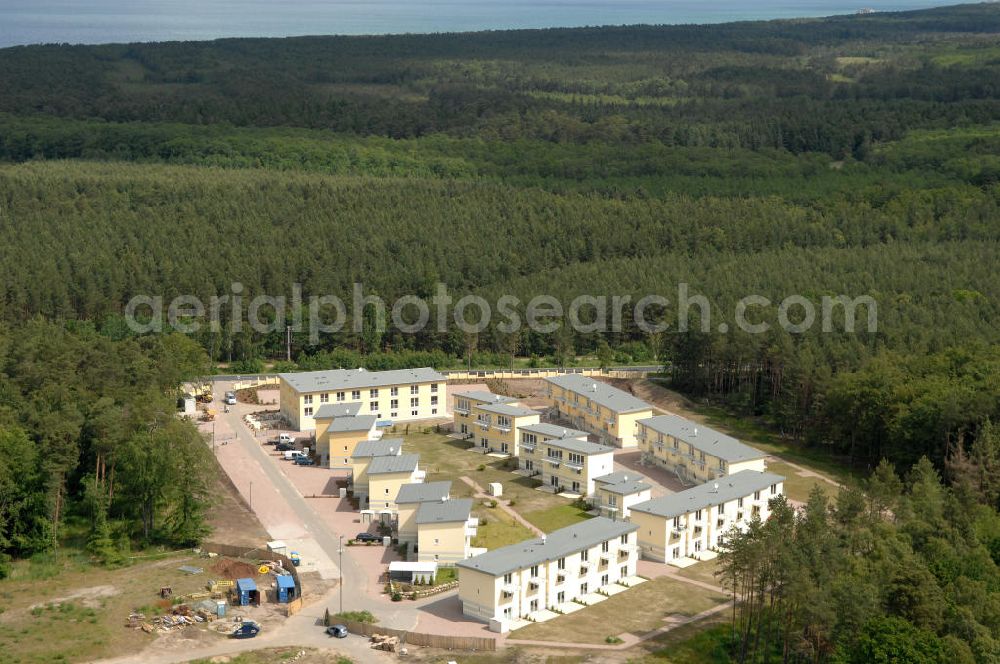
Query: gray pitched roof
[[629, 470, 786, 520], [541, 436, 615, 456], [637, 414, 766, 463], [475, 402, 540, 418], [453, 390, 519, 405], [416, 498, 474, 524], [457, 517, 638, 577], [352, 438, 403, 459], [367, 453, 420, 475], [545, 374, 653, 414], [520, 423, 590, 440], [594, 472, 651, 496], [325, 415, 378, 433], [396, 481, 452, 504], [280, 367, 445, 394], [314, 402, 362, 419]]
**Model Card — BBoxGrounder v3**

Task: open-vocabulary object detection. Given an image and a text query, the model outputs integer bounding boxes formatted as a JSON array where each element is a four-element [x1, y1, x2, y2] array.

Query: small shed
[[181, 394, 196, 416], [275, 575, 297, 603], [234, 578, 260, 606], [267, 540, 288, 556], [389, 561, 438, 585], [488, 482, 503, 497]]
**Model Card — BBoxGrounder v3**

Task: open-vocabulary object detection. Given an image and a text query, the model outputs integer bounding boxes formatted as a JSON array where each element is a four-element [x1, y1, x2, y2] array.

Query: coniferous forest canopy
[[3, 4, 1000, 661]]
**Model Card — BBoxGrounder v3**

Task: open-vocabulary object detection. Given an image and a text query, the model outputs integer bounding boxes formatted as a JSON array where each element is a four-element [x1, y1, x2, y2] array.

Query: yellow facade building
[[313, 403, 380, 468], [629, 470, 785, 563], [349, 438, 404, 502], [279, 367, 446, 431], [453, 389, 542, 455], [636, 414, 767, 485], [395, 481, 453, 546], [415, 497, 476, 565], [457, 517, 639, 627], [591, 471, 653, 519], [544, 374, 653, 448], [518, 423, 615, 497], [366, 454, 425, 512]]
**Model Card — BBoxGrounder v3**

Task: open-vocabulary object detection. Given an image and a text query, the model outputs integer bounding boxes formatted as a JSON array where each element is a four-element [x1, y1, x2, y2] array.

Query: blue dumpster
[[275, 574, 296, 603]]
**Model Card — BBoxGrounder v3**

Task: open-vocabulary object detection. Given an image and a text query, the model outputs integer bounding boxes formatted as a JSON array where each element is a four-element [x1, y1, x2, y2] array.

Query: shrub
[[409, 592, 418, 601], [477, 464, 486, 471], [391, 591, 403, 602], [606, 636, 624, 644]]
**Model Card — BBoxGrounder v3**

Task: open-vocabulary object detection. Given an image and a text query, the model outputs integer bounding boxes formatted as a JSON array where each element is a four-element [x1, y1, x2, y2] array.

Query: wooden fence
[[341, 620, 496, 651]]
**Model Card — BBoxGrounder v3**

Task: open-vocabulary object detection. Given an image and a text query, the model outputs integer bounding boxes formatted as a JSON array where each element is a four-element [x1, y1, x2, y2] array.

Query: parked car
[[293, 456, 315, 466], [275, 442, 295, 452], [326, 624, 348, 638], [232, 620, 261, 639], [278, 433, 296, 445], [354, 532, 380, 543], [284, 450, 306, 461], [224, 391, 237, 405]]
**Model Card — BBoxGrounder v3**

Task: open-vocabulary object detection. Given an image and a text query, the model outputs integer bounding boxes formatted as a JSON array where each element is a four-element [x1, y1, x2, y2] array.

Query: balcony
[[493, 424, 512, 433], [546, 457, 562, 467], [454, 406, 469, 415], [521, 442, 535, 452], [565, 459, 584, 471]]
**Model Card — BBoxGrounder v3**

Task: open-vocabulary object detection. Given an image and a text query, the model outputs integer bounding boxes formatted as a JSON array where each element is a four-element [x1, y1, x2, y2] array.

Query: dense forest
[[2, 8, 1000, 654]]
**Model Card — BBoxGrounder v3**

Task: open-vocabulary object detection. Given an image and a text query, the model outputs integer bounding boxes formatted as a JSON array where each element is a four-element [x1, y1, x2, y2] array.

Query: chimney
[[541, 535, 547, 545], [693, 427, 698, 437], [712, 482, 719, 493]]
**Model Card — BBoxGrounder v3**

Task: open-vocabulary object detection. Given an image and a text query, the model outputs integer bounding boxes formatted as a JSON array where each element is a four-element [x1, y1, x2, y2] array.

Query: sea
[[0, 0, 963, 48]]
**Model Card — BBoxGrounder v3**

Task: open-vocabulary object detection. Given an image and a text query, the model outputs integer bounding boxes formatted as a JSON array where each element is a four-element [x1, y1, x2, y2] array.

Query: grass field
[[522, 504, 594, 533], [513, 576, 728, 645], [0, 547, 225, 664]]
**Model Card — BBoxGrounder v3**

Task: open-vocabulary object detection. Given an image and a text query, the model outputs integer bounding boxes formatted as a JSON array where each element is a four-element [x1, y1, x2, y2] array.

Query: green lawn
[[471, 506, 535, 550], [675, 559, 722, 588], [522, 504, 594, 533], [764, 461, 839, 503], [513, 576, 728, 644]]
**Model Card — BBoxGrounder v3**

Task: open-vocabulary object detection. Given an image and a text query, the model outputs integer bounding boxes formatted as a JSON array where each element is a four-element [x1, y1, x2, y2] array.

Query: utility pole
[[339, 534, 345, 614], [286, 325, 292, 362]]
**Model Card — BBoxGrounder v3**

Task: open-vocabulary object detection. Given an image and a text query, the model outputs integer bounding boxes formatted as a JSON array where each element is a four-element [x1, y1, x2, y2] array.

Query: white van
[[279, 433, 296, 445], [283, 450, 305, 461]]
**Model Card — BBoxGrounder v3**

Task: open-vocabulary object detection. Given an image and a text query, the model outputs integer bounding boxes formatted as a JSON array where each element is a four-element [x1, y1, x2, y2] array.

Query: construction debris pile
[[127, 603, 218, 633], [370, 633, 401, 652]]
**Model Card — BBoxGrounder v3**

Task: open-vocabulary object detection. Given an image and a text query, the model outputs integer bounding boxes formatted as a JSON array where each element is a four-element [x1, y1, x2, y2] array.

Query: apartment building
[[636, 414, 767, 485], [396, 481, 453, 546], [279, 367, 446, 431], [349, 438, 404, 502], [629, 470, 785, 563], [544, 374, 653, 448], [453, 390, 518, 436], [415, 497, 477, 565], [591, 471, 653, 519], [366, 454, 425, 511], [518, 423, 614, 496], [314, 404, 380, 468], [457, 517, 639, 625]]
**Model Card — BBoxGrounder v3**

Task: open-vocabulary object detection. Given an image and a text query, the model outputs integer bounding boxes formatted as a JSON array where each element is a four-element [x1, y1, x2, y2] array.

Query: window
[[391, 411, 398, 418], [320, 393, 329, 403], [431, 396, 438, 406], [672, 517, 681, 529], [304, 407, 313, 416], [619, 534, 628, 545], [352, 390, 361, 400], [601, 574, 609, 586], [503, 573, 512, 585], [304, 394, 313, 405], [695, 541, 702, 552], [580, 582, 588, 595], [501, 443, 509, 454], [391, 399, 398, 409], [608, 494, 617, 507], [337, 391, 345, 402], [771, 483, 778, 495], [390, 387, 398, 396], [717, 534, 724, 546], [754, 490, 761, 500], [581, 549, 588, 562], [695, 510, 703, 521], [530, 565, 539, 577], [411, 410, 418, 417], [571, 481, 581, 493], [568, 452, 584, 465], [718, 503, 725, 515], [672, 547, 680, 559], [522, 433, 537, 444], [601, 541, 610, 553], [370, 401, 378, 412], [557, 591, 565, 603], [384, 488, 390, 495], [410, 385, 418, 395], [410, 397, 419, 408], [620, 565, 628, 578], [432, 408, 437, 415], [738, 497, 744, 508], [433, 538, 439, 545], [498, 415, 510, 428], [370, 389, 379, 398], [557, 558, 565, 570]]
